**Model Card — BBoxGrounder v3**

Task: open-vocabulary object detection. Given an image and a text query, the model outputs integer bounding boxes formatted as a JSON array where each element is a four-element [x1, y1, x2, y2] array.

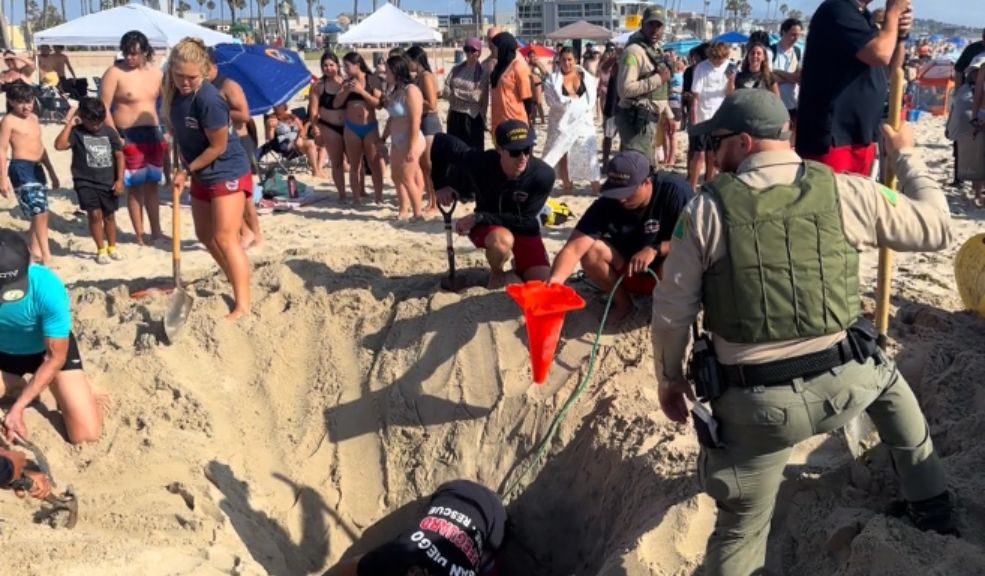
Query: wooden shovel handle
[[874, 66, 905, 348], [172, 181, 182, 282]]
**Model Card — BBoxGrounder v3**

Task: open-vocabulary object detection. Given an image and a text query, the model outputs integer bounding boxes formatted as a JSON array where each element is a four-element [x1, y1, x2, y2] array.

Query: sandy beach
[[0, 56, 984, 575]]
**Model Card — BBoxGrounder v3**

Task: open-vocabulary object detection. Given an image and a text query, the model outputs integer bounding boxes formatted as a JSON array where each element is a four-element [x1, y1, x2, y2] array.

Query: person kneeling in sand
[[432, 120, 555, 289], [548, 150, 692, 322], [326, 479, 507, 576], [0, 231, 104, 445]]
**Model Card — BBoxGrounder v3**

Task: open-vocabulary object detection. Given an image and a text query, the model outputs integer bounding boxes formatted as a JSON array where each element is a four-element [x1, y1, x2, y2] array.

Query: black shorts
[[787, 108, 798, 122], [671, 107, 682, 122], [76, 185, 118, 214], [688, 133, 712, 156], [0, 332, 84, 377]]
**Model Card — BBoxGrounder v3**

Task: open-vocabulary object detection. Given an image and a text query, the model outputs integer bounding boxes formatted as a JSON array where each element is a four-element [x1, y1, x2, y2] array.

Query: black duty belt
[[722, 337, 856, 388]]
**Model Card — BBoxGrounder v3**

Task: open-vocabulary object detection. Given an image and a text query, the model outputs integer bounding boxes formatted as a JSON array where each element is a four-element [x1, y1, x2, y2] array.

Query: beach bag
[[540, 198, 574, 227], [260, 170, 309, 199]]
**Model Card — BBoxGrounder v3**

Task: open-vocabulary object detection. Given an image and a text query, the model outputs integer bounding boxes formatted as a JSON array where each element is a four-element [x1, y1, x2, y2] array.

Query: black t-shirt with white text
[[357, 480, 507, 576], [796, 0, 885, 156], [576, 171, 692, 259], [69, 124, 122, 189]]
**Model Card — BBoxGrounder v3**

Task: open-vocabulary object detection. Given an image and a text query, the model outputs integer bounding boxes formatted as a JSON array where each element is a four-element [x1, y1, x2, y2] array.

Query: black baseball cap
[[0, 230, 30, 303], [689, 89, 791, 140], [600, 150, 651, 200], [495, 119, 536, 151]]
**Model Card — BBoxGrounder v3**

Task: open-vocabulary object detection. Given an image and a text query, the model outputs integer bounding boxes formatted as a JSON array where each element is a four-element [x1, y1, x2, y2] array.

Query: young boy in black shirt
[[54, 97, 125, 263]]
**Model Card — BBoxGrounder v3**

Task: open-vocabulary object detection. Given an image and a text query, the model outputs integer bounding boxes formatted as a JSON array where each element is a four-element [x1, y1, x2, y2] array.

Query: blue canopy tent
[[947, 36, 967, 47], [927, 34, 944, 43], [320, 23, 344, 34], [715, 31, 749, 44]]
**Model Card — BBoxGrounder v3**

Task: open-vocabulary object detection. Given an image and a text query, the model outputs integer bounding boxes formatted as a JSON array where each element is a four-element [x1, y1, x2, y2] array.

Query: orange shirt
[[490, 57, 533, 134]]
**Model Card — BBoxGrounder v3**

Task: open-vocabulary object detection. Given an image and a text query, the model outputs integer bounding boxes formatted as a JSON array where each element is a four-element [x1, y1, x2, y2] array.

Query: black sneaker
[[886, 491, 959, 536]]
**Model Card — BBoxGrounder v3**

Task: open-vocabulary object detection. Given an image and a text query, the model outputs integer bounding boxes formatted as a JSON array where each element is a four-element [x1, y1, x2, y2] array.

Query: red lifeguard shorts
[[468, 225, 549, 274], [190, 173, 253, 202]]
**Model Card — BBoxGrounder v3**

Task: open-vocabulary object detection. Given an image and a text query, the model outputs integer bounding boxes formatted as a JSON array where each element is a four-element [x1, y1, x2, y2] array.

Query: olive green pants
[[614, 106, 657, 161], [700, 353, 947, 576]]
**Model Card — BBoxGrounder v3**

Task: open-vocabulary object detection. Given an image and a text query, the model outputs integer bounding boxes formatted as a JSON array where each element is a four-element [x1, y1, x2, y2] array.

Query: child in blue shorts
[[0, 82, 60, 265]]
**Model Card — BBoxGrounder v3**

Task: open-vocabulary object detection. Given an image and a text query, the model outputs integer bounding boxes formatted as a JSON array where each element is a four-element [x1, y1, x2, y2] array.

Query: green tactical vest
[[628, 36, 669, 102], [701, 161, 861, 343]]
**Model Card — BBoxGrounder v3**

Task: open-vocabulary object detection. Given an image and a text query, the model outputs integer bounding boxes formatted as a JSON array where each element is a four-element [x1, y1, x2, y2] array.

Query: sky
[[38, 0, 985, 29]]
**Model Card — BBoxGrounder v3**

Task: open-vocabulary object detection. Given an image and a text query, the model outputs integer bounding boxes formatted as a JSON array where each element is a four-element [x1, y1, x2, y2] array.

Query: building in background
[[517, 0, 654, 38]]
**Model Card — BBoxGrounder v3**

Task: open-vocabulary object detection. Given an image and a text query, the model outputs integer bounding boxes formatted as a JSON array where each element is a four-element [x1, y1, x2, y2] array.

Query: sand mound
[[2, 244, 985, 575]]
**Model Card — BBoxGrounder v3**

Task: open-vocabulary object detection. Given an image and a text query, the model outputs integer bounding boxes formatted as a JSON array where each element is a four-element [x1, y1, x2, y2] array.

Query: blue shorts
[[8, 159, 48, 218]]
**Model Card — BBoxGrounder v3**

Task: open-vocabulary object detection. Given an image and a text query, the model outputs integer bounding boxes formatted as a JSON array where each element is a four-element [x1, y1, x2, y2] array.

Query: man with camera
[[615, 5, 674, 164], [651, 90, 957, 576]]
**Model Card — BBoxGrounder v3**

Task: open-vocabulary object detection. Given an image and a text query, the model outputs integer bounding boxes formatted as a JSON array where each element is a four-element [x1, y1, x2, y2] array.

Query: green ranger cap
[[642, 5, 666, 25], [689, 89, 792, 140]]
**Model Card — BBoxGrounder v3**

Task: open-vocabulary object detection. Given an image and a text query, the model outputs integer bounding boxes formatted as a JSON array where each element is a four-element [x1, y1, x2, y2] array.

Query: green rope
[[500, 269, 658, 502]]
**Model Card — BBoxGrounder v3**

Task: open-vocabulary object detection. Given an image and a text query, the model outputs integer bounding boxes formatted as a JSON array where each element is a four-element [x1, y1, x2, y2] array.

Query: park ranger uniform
[[615, 5, 675, 160], [650, 91, 956, 576]]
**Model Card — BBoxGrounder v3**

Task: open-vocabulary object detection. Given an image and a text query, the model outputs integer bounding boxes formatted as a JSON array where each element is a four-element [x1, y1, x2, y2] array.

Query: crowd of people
[[0, 0, 972, 573]]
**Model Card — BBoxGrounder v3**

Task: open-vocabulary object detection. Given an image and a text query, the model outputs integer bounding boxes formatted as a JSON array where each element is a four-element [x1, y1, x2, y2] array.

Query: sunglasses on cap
[[710, 132, 741, 151], [507, 147, 533, 158]]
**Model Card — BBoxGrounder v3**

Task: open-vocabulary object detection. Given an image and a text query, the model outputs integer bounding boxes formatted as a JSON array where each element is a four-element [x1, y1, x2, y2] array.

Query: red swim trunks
[[802, 143, 877, 177], [190, 173, 253, 202], [120, 126, 168, 187], [468, 225, 549, 275]]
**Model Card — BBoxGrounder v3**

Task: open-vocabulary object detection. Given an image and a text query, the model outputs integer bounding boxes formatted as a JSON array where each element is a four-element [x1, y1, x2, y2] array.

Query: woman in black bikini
[[308, 51, 348, 202], [405, 46, 441, 216], [336, 52, 385, 205]]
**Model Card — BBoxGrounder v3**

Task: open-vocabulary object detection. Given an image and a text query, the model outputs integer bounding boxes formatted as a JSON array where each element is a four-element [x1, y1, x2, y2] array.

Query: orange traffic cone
[[506, 281, 586, 384]]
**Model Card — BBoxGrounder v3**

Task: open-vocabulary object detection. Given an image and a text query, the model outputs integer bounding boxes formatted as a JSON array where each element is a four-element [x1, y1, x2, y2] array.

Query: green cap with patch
[[642, 5, 666, 25], [689, 89, 791, 141]]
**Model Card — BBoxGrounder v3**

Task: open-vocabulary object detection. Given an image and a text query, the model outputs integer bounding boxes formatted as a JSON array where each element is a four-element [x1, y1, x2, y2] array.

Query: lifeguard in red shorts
[[431, 120, 555, 289]]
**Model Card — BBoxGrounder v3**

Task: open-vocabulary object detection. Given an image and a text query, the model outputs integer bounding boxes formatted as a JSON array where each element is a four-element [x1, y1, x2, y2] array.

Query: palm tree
[[779, 3, 788, 20], [788, 8, 801, 20], [206, 0, 214, 18], [466, 0, 482, 36], [226, 0, 237, 24], [351, 0, 357, 25], [764, 0, 772, 25], [196, 0, 204, 16], [305, 0, 314, 47], [177, 0, 190, 17], [257, 0, 270, 40]]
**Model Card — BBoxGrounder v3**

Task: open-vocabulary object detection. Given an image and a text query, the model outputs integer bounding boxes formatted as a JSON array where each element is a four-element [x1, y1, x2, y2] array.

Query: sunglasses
[[710, 132, 740, 151], [507, 147, 533, 158], [464, 47, 478, 54]]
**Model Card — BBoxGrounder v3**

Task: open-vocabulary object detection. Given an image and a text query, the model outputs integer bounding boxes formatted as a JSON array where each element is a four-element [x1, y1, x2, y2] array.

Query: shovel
[[164, 182, 193, 341], [437, 197, 466, 292]]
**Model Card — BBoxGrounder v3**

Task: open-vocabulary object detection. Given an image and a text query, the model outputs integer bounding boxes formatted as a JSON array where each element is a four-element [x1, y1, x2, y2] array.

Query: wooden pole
[[874, 65, 905, 349]]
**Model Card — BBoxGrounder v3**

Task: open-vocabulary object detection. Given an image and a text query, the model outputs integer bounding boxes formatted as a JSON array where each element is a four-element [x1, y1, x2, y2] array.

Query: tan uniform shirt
[[651, 148, 951, 383], [616, 39, 673, 121]]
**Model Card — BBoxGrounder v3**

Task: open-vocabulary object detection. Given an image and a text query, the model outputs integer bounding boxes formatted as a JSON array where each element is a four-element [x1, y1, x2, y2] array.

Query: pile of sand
[[1, 86, 984, 574]]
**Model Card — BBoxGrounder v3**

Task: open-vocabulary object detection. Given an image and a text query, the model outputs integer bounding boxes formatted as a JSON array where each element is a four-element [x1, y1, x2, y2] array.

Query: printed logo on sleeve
[[643, 219, 660, 234]]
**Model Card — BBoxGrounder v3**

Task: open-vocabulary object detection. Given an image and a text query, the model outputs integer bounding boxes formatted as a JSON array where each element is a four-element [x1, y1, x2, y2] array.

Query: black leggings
[[446, 110, 485, 151]]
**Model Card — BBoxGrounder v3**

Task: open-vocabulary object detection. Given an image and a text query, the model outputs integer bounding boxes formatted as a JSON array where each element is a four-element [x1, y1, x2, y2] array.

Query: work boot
[[886, 491, 959, 536]]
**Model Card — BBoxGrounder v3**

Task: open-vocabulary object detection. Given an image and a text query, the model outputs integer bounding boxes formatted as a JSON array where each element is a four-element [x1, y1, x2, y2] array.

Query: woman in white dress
[[534, 48, 601, 195]]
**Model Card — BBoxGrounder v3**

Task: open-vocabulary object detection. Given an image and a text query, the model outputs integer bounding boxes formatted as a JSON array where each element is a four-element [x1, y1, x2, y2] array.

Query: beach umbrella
[[663, 39, 703, 54], [928, 34, 944, 43], [320, 23, 344, 34], [520, 44, 556, 59], [211, 43, 313, 115], [546, 20, 614, 42], [948, 36, 967, 47], [229, 23, 252, 35], [715, 31, 749, 44]]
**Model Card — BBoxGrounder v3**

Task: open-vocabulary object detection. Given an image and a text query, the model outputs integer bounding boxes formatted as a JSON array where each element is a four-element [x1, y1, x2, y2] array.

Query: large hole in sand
[[6, 249, 985, 575]]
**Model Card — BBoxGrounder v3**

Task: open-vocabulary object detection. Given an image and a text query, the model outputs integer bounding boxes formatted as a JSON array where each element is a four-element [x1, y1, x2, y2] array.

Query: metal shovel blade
[[164, 287, 193, 342], [843, 412, 878, 459]]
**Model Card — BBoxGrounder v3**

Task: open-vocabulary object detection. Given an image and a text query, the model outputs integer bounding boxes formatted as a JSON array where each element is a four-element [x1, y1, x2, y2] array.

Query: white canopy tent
[[34, 3, 234, 48], [338, 3, 441, 45]]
